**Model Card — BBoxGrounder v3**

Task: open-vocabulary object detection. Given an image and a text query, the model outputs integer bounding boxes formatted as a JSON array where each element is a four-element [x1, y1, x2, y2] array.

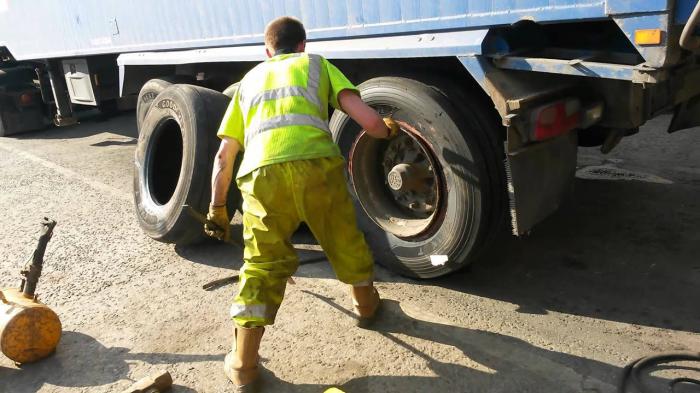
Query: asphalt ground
[[0, 112, 698, 392]]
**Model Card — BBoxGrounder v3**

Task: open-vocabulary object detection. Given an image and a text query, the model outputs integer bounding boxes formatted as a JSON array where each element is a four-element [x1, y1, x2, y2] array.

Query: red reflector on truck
[[19, 92, 33, 106], [533, 99, 581, 141]]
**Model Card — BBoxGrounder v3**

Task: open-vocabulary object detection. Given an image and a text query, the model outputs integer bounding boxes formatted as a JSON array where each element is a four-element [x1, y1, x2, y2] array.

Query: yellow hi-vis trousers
[[231, 156, 374, 327]]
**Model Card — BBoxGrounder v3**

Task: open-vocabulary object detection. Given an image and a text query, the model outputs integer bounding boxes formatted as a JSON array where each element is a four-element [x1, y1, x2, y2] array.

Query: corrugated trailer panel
[[0, 0, 608, 61]]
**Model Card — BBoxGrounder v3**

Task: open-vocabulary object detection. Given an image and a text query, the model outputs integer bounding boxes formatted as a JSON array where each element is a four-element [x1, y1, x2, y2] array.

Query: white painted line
[[0, 142, 131, 201]]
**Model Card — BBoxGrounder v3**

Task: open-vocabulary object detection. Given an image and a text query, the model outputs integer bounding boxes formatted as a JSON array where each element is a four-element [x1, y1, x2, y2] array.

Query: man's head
[[264, 16, 306, 58]]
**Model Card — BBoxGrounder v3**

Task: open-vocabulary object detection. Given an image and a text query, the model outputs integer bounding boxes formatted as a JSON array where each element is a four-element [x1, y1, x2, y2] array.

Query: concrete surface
[[0, 112, 698, 393]]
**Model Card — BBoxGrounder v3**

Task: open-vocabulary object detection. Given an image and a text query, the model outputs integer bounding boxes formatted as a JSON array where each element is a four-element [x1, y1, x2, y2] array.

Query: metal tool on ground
[[120, 369, 173, 393], [0, 218, 61, 364], [202, 274, 241, 291]]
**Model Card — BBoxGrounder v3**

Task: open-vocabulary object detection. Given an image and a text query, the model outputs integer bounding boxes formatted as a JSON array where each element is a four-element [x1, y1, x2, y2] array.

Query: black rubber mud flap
[[134, 84, 239, 245], [505, 131, 578, 235]]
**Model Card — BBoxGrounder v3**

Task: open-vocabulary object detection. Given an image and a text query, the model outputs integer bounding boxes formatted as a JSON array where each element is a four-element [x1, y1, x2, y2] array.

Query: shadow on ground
[[9, 110, 137, 142], [0, 331, 215, 393], [169, 176, 698, 391], [434, 178, 700, 333], [174, 222, 330, 274], [259, 292, 678, 392], [176, 176, 700, 334]]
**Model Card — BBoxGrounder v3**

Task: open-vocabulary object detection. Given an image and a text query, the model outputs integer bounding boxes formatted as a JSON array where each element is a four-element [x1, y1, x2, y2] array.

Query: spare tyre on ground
[[135, 76, 196, 133], [330, 76, 506, 278], [134, 84, 241, 245]]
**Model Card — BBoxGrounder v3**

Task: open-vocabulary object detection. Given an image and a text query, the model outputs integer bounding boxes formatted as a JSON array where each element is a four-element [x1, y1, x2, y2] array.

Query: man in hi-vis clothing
[[205, 16, 398, 391]]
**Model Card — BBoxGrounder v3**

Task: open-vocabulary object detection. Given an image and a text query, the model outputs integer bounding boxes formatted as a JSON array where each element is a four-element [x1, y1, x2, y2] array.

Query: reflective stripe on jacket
[[217, 52, 359, 178]]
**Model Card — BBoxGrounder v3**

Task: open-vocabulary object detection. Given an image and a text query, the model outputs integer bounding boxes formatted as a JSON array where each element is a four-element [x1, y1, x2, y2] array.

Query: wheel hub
[[382, 134, 438, 218], [349, 121, 443, 238]]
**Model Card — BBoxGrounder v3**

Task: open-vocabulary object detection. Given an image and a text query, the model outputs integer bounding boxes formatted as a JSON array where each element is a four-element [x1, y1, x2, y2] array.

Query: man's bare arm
[[337, 90, 390, 138], [210, 137, 241, 206]]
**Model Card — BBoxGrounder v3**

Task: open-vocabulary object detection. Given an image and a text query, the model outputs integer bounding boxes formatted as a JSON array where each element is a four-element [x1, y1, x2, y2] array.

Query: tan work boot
[[224, 326, 265, 392], [351, 284, 381, 328]]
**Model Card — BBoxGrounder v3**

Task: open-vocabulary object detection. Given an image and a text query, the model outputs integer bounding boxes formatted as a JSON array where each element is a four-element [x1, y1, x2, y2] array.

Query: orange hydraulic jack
[[0, 218, 61, 364]]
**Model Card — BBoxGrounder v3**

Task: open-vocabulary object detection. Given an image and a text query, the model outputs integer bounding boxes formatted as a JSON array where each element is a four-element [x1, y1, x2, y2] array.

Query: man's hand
[[205, 204, 230, 241], [338, 90, 393, 139], [383, 117, 400, 139]]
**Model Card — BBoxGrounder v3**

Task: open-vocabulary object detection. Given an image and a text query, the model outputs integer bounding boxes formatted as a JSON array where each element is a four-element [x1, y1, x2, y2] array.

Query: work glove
[[383, 117, 400, 139], [204, 204, 230, 242]]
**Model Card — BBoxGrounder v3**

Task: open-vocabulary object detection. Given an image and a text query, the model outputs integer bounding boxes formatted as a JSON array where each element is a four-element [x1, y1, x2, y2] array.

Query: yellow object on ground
[[0, 288, 62, 363], [231, 156, 374, 327], [324, 388, 346, 393]]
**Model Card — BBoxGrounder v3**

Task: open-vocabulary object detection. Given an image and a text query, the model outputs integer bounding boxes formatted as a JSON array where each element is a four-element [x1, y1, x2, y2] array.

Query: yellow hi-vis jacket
[[217, 52, 359, 178]]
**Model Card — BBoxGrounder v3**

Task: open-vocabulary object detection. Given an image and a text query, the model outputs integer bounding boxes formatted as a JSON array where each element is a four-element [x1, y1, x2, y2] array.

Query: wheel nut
[[387, 172, 402, 190], [387, 163, 428, 192]]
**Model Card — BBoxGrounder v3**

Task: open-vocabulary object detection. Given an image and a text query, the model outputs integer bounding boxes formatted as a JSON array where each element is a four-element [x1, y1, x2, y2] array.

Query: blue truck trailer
[[1, 1, 699, 278]]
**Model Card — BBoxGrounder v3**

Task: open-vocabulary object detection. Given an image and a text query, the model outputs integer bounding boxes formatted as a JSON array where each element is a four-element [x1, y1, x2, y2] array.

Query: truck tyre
[[222, 82, 240, 98], [329, 77, 505, 278], [136, 76, 196, 133], [134, 84, 238, 245]]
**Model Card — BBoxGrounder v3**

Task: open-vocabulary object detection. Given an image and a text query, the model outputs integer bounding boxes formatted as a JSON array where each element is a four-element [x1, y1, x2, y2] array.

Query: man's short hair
[[264, 16, 306, 52]]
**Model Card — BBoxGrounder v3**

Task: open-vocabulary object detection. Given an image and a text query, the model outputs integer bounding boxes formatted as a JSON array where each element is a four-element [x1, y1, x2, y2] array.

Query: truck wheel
[[330, 77, 504, 278], [134, 84, 237, 245], [136, 76, 195, 133]]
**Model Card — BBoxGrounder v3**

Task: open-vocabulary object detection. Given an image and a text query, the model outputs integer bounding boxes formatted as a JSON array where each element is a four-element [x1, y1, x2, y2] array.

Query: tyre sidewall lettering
[[140, 91, 158, 104], [155, 98, 184, 125]]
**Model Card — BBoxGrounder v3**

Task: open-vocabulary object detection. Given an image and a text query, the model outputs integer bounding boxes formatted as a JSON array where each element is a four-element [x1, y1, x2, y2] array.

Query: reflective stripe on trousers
[[230, 303, 277, 321]]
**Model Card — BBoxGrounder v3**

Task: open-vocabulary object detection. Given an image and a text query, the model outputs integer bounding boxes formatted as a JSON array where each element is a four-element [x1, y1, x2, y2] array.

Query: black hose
[[619, 352, 700, 393]]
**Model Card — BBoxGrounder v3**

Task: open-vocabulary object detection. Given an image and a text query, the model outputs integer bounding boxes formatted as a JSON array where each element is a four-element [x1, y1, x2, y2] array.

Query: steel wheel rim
[[348, 119, 445, 239]]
